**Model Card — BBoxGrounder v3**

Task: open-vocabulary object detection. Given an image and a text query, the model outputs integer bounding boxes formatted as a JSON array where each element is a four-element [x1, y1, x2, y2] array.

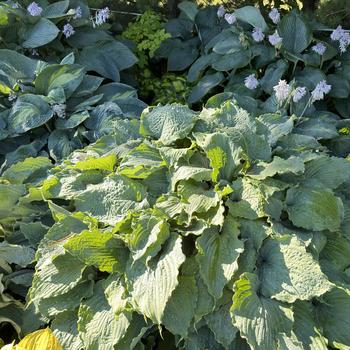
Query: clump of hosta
[[26, 101, 350, 349]]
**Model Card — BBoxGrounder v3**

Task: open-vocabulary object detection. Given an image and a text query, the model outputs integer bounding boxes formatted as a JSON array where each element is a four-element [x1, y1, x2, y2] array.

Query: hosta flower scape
[[1, 1, 350, 349]]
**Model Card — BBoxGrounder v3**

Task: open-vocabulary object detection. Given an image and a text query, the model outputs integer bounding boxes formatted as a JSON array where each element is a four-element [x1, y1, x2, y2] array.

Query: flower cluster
[[311, 80, 331, 101], [269, 8, 280, 24], [224, 13, 236, 25], [331, 25, 350, 53], [269, 31, 282, 46], [273, 80, 290, 103], [73, 6, 82, 20], [62, 23, 75, 38], [252, 27, 264, 42], [244, 74, 259, 90], [217, 5, 225, 18], [292, 86, 307, 102], [93, 7, 110, 27], [27, 2, 42, 16], [312, 43, 326, 55]]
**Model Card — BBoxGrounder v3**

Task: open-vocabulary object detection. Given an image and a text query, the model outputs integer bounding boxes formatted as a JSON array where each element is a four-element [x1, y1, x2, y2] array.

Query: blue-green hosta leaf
[[140, 104, 197, 145], [277, 11, 312, 53], [234, 6, 267, 31], [0, 242, 35, 267], [64, 229, 128, 273], [196, 215, 243, 299], [78, 281, 132, 350], [127, 234, 186, 324], [293, 301, 328, 350], [2, 156, 52, 184], [231, 273, 294, 350], [285, 187, 344, 232], [304, 156, 350, 189], [42, 0, 69, 18], [29, 253, 86, 304], [74, 175, 147, 225], [48, 130, 83, 161], [78, 41, 137, 81], [315, 287, 350, 349], [184, 326, 225, 350], [52, 311, 83, 350], [0, 184, 26, 219], [162, 275, 197, 337], [35, 64, 85, 98], [248, 156, 305, 180], [205, 303, 238, 348], [22, 18, 60, 48], [118, 142, 166, 179], [259, 235, 332, 303], [8, 94, 54, 134]]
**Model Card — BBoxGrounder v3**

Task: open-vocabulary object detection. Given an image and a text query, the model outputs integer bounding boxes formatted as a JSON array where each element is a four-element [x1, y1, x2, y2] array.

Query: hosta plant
[[19, 101, 350, 349], [156, 2, 350, 114], [0, 49, 146, 165]]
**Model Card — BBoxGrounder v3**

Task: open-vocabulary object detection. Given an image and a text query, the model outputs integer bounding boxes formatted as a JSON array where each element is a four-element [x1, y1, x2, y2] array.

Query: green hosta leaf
[[0, 184, 26, 218], [64, 229, 128, 273], [127, 234, 186, 324], [285, 187, 344, 232], [118, 142, 166, 179], [74, 175, 147, 225], [184, 326, 224, 350], [205, 303, 238, 348], [248, 156, 305, 180], [8, 94, 54, 134], [315, 287, 350, 349], [140, 104, 197, 145], [48, 130, 83, 161], [78, 281, 132, 350], [171, 165, 212, 190], [42, 0, 69, 18], [304, 156, 350, 189], [178, 1, 198, 21], [234, 6, 267, 31], [293, 301, 328, 350], [196, 215, 243, 299], [231, 273, 294, 350], [35, 64, 85, 98], [52, 311, 83, 350], [120, 210, 170, 264], [74, 154, 117, 172], [162, 275, 197, 337], [277, 11, 312, 53], [22, 18, 60, 48], [259, 235, 332, 303], [2, 157, 52, 184], [30, 253, 86, 303]]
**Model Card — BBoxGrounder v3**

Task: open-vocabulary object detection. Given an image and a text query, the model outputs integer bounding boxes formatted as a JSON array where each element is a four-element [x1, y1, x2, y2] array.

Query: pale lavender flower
[[269, 31, 282, 46], [224, 13, 236, 25], [8, 92, 17, 101], [217, 5, 225, 18], [339, 32, 350, 53], [11, 2, 20, 9], [331, 25, 345, 41], [62, 23, 75, 38], [94, 7, 110, 26], [244, 74, 259, 90], [312, 43, 326, 55], [273, 80, 290, 103], [73, 6, 82, 19], [27, 2, 42, 16], [311, 80, 331, 101], [292, 86, 307, 102], [252, 27, 264, 42], [269, 8, 280, 24]]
